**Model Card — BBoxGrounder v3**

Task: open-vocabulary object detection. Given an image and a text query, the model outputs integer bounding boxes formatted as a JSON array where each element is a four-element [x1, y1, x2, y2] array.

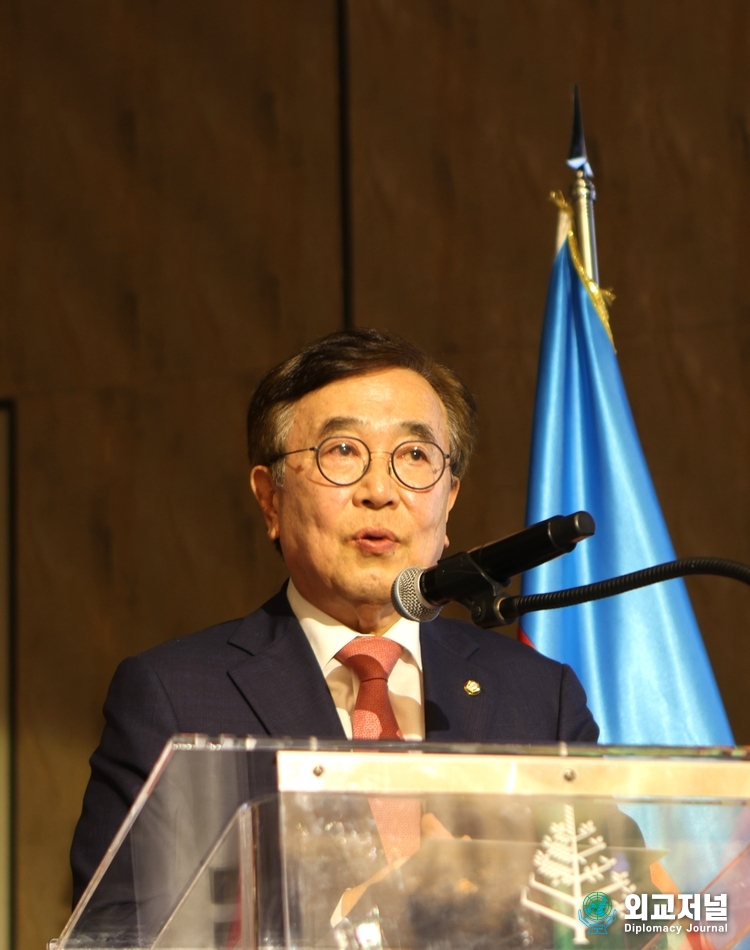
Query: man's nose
[[352, 452, 399, 506]]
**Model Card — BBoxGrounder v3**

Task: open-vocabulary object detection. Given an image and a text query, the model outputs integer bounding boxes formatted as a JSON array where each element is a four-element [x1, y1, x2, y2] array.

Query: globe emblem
[[582, 892, 613, 921]]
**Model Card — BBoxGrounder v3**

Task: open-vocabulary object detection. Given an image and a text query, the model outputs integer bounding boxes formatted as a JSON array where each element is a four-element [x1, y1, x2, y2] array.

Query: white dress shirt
[[287, 579, 425, 741]]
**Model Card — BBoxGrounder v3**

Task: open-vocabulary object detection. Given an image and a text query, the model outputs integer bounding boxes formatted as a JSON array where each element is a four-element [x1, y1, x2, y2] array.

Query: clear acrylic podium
[[52, 737, 750, 950]]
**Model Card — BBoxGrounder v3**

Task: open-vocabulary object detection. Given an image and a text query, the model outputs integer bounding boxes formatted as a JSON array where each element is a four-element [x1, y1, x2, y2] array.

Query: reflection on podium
[[50, 737, 750, 950]]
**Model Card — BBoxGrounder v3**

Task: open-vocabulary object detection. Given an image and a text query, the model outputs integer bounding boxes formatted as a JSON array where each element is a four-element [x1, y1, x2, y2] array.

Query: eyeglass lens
[[316, 436, 446, 489]]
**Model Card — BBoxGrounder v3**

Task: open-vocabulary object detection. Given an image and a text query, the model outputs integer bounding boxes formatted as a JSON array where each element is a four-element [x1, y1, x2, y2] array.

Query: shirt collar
[[287, 578, 423, 671]]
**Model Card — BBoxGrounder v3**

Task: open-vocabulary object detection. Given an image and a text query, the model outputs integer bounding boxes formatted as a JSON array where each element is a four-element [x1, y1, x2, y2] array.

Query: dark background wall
[[0, 1, 748, 946]]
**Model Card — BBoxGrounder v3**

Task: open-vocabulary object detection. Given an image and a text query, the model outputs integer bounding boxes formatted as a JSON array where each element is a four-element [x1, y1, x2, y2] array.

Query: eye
[[320, 438, 365, 459], [397, 442, 430, 464]]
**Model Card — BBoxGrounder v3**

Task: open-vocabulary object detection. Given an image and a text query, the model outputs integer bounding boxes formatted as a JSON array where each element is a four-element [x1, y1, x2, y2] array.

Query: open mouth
[[353, 528, 398, 543], [351, 528, 399, 554]]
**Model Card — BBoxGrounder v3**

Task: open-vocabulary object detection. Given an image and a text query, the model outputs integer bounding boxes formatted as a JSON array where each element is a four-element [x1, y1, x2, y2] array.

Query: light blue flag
[[520, 236, 733, 748]]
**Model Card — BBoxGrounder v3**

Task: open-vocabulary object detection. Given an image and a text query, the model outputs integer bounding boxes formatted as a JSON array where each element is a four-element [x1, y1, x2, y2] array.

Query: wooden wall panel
[[347, 0, 750, 737], [0, 408, 11, 950], [0, 2, 342, 946]]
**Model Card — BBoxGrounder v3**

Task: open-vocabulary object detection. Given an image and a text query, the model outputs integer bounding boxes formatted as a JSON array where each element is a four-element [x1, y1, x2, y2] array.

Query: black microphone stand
[[484, 557, 750, 629]]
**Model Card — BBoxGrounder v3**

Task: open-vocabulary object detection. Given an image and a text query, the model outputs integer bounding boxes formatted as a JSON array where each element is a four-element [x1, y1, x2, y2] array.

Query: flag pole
[[567, 85, 599, 283]]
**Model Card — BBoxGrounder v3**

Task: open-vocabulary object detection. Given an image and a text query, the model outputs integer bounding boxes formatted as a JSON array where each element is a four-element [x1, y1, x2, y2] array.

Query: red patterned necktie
[[335, 636, 421, 863], [335, 636, 404, 739]]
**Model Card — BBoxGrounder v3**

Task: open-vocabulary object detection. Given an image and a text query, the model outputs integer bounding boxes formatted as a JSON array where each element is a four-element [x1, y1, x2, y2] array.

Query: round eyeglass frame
[[269, 436, 451, 490]]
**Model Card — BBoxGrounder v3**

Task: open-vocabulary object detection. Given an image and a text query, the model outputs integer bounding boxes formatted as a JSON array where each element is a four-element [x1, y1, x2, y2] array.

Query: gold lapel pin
[[463, 679, 481, 696]]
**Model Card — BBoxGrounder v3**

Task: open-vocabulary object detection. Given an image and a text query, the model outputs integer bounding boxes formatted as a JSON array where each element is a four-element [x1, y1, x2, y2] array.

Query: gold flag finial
[[566, 86, 599, 283]]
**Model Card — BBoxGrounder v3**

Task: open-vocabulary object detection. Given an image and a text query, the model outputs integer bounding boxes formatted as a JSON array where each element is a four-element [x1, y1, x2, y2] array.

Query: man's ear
[[446, 477, 460, 517], [250, 466, 280, 540], [443, 478, 460, 549]]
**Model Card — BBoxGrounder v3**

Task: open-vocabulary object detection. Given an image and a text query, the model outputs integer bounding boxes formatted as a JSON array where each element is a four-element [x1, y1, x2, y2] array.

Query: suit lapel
[[421, 620, 494, 743], [225, 591, 495, 743], [227, 591, 346, 739]]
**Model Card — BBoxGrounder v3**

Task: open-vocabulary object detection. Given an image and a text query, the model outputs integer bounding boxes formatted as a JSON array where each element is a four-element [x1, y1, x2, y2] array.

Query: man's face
[[251, 367, 460, 632]]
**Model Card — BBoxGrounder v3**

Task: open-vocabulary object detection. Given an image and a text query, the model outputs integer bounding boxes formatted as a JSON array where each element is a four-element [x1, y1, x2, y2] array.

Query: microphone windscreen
[[391, 567, 443, 622]]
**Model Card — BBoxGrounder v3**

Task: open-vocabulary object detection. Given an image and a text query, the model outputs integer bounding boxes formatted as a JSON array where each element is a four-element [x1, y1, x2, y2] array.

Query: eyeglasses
[[270, 436, 451, 490]]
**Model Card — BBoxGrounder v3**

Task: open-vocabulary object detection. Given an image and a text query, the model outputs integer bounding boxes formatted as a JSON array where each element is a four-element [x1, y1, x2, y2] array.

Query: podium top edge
[[275, 749, 750, 798], [163, 734, 749, 761]]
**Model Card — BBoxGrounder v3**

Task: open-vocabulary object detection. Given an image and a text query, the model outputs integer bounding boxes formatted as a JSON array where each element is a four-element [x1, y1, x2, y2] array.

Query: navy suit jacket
[[70, 586, 598, 907]]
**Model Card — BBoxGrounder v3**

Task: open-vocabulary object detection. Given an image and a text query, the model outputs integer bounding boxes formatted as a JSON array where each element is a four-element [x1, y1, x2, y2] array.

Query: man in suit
[[70, 328, 598, 911]]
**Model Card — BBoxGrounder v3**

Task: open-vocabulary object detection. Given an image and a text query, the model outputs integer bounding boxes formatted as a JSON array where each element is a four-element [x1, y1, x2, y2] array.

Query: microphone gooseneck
[[495, 556, 750, 624]]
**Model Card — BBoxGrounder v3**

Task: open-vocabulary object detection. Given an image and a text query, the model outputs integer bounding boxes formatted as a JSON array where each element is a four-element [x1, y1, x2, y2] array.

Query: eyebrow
[[317, 416, 439, 443]]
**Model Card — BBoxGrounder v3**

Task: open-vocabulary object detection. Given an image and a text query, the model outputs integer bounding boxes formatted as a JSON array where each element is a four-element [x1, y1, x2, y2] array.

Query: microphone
[[391, 511, 595, 622]]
